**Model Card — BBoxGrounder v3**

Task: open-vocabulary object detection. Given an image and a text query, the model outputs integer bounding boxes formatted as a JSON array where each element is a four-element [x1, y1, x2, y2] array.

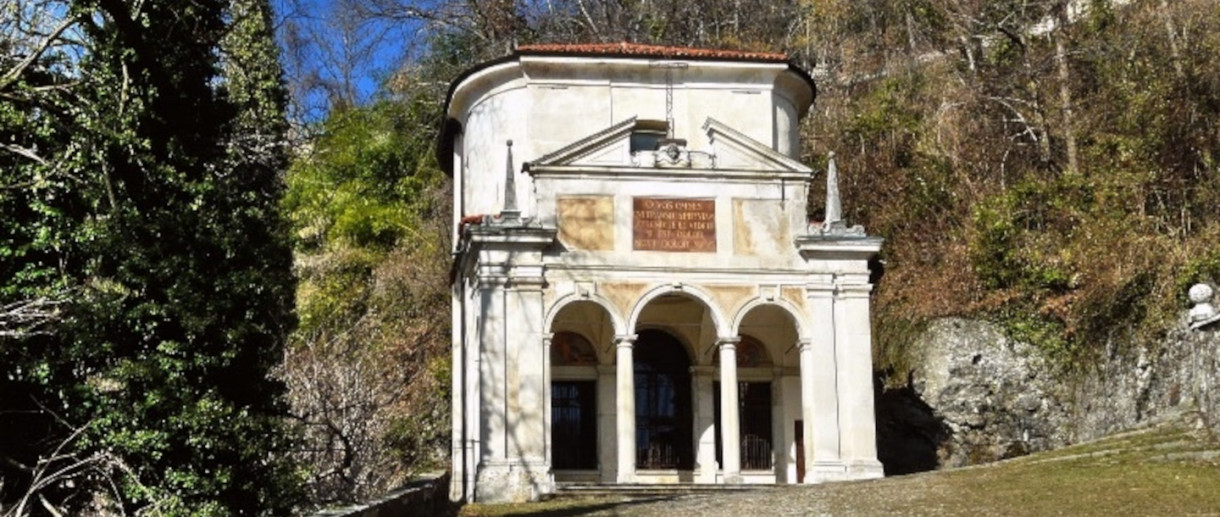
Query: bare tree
[[278, 0, 422, 121], [0, 296, 67, 339], [0, 411, 164, 517]]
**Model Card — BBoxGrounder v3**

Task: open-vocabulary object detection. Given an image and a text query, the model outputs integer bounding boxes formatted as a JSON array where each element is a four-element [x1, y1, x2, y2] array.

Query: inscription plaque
[[632, 197, 716, 252]]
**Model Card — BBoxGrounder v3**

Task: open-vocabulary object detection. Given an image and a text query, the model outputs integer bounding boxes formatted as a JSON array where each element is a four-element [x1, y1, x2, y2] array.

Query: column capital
[[804, 282, 836, 299], [717, 336, 741, 349], [834, 282, 874, 299], [690, 365, 717, 376], [614, 334, 638, 348], [542, 333, 555, 345]]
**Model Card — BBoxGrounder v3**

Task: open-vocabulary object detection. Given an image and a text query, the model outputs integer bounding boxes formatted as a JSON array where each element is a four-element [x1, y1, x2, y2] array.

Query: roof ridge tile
[[516, 41, 788, 62]]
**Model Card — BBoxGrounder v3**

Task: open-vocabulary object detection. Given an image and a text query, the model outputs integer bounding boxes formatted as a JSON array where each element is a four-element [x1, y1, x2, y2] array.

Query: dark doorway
[[795, 420, 805, 482], [714, 382, 774, 470], [634, 329, 694, 470], [552, 381, 597, 469]]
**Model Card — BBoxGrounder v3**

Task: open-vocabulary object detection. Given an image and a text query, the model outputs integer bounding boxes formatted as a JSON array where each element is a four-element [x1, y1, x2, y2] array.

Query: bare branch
[[0, 143, 49, 166], [0, 295, 68, 338], [0, 16, 78, 91]]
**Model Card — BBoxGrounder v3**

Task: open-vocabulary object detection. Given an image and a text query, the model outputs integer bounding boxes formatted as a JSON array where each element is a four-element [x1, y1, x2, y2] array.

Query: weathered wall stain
[[557, 196, 614, 250]]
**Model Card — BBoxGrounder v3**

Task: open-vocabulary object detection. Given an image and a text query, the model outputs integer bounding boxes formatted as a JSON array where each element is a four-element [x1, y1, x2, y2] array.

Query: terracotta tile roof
[[516, 42, 788, 62]]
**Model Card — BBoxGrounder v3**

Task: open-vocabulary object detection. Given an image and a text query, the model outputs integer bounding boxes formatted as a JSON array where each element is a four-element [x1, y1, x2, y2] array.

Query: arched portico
[[728, 302, 805, 483], [546, 299, 619, 483], [731, 297, 808, 343], [627, 284, 731, 341], [545, 293, 627, 339], [632, 329, 695, 471], [619, 287, 727, 483]]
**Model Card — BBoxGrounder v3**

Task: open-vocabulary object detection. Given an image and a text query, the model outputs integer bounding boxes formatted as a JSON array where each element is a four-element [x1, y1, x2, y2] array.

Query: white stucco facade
[[442, 43, 884, 503]]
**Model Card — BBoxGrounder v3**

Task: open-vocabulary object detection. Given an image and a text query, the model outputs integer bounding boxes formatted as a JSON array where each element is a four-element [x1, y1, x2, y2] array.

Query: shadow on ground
[[458, 495, 680, 517]]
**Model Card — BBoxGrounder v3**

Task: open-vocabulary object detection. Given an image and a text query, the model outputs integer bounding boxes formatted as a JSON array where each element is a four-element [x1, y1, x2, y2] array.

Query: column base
[[449, 474, 465, 502], [599, 466, 617, 484], [474, 460, 554, 503], [721, 471, 743, 484], [615, 469, 635, 484], [805, 461, 848, 483], [846, 459, 885, 480], [802, 460, 885, 484]]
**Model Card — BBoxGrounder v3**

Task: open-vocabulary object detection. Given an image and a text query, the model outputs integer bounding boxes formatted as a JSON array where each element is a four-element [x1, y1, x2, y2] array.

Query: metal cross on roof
[[650, 61, 689, 139]]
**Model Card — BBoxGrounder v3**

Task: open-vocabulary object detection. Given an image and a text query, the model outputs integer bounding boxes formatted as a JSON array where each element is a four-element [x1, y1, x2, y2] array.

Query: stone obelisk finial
[[502, 140, 519, 219], [824, 151, 842, 224], [810, 151, 863, 236]]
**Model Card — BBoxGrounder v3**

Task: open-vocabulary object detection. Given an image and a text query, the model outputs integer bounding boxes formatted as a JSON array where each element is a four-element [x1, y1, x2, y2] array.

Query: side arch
[[730, 296, 809, 341], [626, 283, 731, 339], [544, 292, 628, 338]]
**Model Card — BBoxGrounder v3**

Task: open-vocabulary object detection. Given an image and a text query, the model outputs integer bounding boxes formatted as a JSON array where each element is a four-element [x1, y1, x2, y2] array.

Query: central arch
[[634, 329, 694, 470]]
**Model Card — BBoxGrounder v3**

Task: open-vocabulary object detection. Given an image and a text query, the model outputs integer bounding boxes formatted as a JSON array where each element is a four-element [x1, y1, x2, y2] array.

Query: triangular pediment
[[702, 118, 812, 173], [530, 117, 648, 167], [528, 116, 812, 174]]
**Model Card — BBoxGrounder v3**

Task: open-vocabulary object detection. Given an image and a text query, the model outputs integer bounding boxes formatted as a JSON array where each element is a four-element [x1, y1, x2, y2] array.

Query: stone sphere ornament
[[1189, 283, 1213, 304], [1188, 283, 1217, 323]]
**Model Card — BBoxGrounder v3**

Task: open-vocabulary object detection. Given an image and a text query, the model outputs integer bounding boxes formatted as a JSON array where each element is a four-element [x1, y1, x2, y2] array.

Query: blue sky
[[271, 0, 430, 119]]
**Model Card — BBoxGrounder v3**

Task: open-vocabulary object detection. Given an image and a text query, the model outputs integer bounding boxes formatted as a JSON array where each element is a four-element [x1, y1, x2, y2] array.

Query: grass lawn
[[458, 416, 1220, 516]]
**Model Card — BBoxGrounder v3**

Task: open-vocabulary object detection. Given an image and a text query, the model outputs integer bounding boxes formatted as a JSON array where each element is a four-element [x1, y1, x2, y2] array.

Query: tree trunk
[[1159, 0, 1185, 77], [1053, 1, 1078, 175]]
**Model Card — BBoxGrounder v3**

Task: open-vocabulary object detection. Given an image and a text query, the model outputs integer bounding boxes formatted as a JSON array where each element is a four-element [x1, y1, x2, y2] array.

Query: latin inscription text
[[632, 197, 716, 252]]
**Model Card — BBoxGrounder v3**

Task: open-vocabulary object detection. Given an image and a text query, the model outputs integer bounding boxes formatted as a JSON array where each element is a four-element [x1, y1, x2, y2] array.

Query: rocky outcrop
[[906, 318, 1071, 467], [878, 315, 1220, 473]]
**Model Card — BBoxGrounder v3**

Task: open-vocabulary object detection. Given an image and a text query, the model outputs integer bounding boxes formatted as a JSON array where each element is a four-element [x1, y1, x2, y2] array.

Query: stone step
[[549, 482, 762, 500]]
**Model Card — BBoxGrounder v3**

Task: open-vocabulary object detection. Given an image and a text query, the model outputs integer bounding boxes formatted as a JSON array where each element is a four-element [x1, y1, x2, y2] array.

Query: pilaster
[[459, 222, 558, 502], [450, 282, 467, 501], [690, 366, 718, 483], [597, 365, 617, 483], [834, 278, 884, 479], [771, 366, 787, 482], [804, 282, 846, 482]]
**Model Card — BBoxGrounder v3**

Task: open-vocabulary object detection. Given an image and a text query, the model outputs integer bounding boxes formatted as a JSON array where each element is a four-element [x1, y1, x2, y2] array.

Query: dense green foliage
[[1, 0, 301, 514], [280, 93, 451, 505]]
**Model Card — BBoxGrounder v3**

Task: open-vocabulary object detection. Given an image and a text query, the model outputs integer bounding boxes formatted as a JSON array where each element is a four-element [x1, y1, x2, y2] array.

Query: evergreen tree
[[1, 0, 302, 514]]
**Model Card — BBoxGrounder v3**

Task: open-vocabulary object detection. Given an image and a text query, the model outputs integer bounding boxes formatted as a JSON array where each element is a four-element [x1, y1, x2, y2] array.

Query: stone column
[[542, 333, 554, 467], [615, 334, 638, 483], [691, 366, 717, 483], [796, 339, 817, 483], [718, 337, 742, 484]]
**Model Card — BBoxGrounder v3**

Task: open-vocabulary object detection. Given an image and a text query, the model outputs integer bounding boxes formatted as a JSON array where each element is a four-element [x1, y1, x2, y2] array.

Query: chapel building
[[442, 43, 884, 503]]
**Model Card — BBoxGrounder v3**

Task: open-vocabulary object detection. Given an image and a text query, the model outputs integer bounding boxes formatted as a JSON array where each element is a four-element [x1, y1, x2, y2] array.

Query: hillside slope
[[803, 0, 1220, 373], [462, 411, 1220, 516]]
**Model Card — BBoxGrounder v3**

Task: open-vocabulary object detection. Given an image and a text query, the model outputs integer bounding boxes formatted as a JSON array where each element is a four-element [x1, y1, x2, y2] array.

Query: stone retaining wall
[[877, 316, 1220, 474], [312, 473, 452, 517]]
